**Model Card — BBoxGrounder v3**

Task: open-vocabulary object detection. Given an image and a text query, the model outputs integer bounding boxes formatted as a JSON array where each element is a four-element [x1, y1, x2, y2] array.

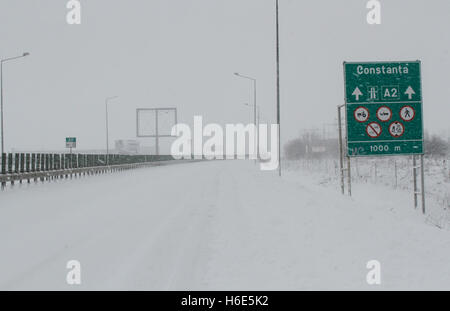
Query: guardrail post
[[1, 153, 6, 175], [52, 154, 56, 170], [31, 154, 36, 182], [26, 154, 30, 172], [20, 153, 25, 173], [10, 153, 17, 185], [25, 153, 30, 183], [19, 153, 24, 183], [14, 153, 19, 174], [79, 154, 84, 176], [40, 154, 45, 182], [36, 154, 40, 171], [31, 154, 36, 172], [1, 153, 6, 188], [50, 154, 53, 171], [48, 154, 52, 181], [58, 153, 61, 171], [58, 154, 62, 178], [44, 154, 49, 180], [70, 154, 74, 179], [8, 153, 13, 174], [36, 154, 40, 181], [77, 154, 81, 169], [65, 154, 69, 178], [73, 154, 78, 177], [72, 153, 77, 170]]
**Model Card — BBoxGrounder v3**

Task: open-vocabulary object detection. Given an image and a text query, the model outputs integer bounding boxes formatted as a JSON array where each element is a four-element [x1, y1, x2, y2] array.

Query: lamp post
[[234, 72, 258, 160], [0, 52, 30, 155], [105, 96, 119, 165]]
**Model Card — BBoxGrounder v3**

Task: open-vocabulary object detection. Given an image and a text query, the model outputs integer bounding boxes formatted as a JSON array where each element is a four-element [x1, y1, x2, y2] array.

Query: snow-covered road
[[0, 160, 449, 290]]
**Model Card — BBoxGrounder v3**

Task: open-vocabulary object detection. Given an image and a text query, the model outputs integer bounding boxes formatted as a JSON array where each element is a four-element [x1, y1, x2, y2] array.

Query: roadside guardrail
[[0, 153, 175, 188]]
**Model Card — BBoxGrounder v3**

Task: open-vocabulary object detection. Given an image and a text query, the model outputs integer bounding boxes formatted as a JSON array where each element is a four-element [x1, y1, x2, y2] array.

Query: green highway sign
[[66, 137, 77, 148], [344, 61, 423, 157]]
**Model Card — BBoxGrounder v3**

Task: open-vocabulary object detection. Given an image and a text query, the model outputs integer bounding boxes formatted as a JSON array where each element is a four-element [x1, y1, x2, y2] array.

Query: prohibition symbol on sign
[[376, 106, 392, 122], [366, 122, 382, 138], [354, 106, 369, 123], [389, 121, 405, 138], [400, 106, 415, 122]]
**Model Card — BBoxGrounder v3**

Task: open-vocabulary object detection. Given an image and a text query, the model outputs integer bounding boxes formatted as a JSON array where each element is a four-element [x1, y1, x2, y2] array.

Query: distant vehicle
[[115, 140, 140, 155]]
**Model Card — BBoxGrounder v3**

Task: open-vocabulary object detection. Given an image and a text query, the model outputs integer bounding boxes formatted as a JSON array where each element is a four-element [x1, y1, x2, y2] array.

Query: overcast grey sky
[[0, 0, 449, 152]]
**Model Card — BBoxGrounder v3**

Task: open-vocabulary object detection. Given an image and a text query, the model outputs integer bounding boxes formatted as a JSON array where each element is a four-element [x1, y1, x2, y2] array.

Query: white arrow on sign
[[404, 86, 416, 100], [352, 87, 363, 101]]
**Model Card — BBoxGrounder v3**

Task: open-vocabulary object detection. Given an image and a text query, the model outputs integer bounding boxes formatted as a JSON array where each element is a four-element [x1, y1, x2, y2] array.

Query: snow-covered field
[[285, 156, 450, 229], [0, 160, 450, 290]]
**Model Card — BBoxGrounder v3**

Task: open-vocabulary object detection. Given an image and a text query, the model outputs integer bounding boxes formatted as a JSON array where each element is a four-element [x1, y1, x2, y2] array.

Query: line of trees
[[284, 132, 338, 160], [424, 133, 449, 158]]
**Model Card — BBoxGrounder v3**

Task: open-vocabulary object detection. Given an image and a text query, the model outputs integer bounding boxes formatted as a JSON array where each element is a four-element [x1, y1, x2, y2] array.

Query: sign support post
[[337, 105, 345, 195], [347, 155, 352, 196], [420, 154, 426, 214], [413, 155, 418, 208], [155, 110, 159, 156], [394, 160, 398, 189]]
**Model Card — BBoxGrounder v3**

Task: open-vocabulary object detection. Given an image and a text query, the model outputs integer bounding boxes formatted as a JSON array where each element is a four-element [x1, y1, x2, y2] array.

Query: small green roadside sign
[[344, 61, 423, 157], [66, 137, 76, 149]]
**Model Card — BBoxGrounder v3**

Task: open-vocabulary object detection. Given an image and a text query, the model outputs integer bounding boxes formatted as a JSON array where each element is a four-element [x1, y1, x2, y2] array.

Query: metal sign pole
[[343, 104, 352, 197], [155, 110, 159, 156], [337, 105, 345, 195], [105, 100, 109, 165], [252, 97, 257, 165], [347, 156, 352, 196], [394, 160, 398, 189], [420, 154, 426, 214], [413, 155, 418, 209]]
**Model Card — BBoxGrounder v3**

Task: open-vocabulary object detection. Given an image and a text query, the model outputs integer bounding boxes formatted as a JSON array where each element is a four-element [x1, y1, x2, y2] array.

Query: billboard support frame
[[136, 108, 178, 156]]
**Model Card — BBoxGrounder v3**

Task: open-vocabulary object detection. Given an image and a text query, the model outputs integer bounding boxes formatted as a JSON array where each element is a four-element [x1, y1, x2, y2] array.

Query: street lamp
[[1, 52, 30, 155], [105, 96, 119, 165], [234, 72, 258, 160]]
